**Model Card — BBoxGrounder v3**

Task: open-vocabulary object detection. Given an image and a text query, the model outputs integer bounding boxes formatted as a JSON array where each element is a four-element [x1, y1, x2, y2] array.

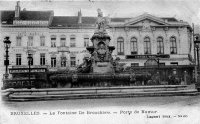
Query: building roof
[[1, 10, 189, 28], [20, 11, 53, 20], [1, 11, 15, 24], [82, 17, 96, 24], [110, 17, 178, 23], [50, 16, 96, 27], [161, 17, 178, 22], [50, 16, 132, 27], [111, 18, 130, 22], [1, 10, 53, 24]]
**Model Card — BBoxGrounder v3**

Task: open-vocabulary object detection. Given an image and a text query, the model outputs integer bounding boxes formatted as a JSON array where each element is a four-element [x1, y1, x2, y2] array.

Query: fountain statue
[[95, 8, 110, 33]]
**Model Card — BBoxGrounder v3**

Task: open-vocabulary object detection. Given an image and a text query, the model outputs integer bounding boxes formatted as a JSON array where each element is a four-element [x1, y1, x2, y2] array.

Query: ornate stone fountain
[[49, 9, 149, 88]]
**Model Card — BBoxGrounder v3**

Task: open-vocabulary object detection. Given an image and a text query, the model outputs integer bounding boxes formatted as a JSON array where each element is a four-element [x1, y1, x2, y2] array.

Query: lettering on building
[[13, 20, 49, 26]]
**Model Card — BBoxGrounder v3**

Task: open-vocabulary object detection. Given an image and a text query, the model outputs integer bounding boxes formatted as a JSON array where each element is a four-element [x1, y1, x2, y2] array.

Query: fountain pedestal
[[87, 31, 115, 73], [93, 62, 114, 73]]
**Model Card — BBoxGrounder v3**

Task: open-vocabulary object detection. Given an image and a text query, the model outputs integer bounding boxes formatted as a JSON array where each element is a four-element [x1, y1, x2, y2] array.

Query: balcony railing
[[57, 46, 69, 52]]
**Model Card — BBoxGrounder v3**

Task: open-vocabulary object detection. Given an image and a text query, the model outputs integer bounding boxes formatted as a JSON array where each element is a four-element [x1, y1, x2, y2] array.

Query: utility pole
[[3, 37, 11, 79]]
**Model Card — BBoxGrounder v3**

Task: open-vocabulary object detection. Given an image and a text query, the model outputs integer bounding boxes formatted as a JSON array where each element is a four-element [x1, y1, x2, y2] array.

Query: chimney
[[15, 1, 21, 20], [78, 9, 82, 24]]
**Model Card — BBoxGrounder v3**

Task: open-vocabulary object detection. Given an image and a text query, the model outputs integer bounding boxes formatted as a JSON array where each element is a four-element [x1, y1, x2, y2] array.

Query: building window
[[70, 35, 76, 47], [70, 56, 76, 67], [16, 54, 21, 65], [28, 36, 33, 46], [16, 36, 22, 46], [131, 63, 139, 67], [51, 57, 56, 67], [60, 35, 66, 47], [28, 54, 33, 65], [117, 37, 124, 55], [170, 36, 177, 54], [51, 35, 56, 47], [61, 57, 66, 67], [130, 37, 137, 54], [40, 36, 45, 46], [157, 37, 164, 54], [40, 53, 45, 66], [144, 37, 151, 54], [84, 37, 89, 47]]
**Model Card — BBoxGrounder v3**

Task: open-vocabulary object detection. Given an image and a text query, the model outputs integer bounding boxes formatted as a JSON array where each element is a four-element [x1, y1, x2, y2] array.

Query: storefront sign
[[9, 68, 46, 74], [126, 54, 170, 59]]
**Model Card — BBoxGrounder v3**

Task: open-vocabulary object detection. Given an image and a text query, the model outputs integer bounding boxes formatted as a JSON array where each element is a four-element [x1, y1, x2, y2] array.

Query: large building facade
[[0, 2, 194, 75]]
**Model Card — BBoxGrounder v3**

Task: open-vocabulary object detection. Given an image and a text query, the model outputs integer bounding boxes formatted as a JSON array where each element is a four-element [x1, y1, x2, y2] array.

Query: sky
[[0, 0, 200, 25]]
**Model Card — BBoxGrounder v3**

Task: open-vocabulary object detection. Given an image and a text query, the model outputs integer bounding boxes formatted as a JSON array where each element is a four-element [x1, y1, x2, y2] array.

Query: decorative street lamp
[[3, 37, 11, 79], [194, 34, 200, 68], [195, 45, 200, 68], [27, 53, 32, 89]]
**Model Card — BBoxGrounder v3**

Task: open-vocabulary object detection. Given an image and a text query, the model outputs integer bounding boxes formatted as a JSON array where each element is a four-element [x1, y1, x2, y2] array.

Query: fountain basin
[[49, 73, 151, 88]]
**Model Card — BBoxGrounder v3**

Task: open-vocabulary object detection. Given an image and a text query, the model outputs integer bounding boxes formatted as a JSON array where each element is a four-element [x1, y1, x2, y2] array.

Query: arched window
[[130, 37, 137, 54], [170, 36, 177, 54], [157, 37, 164, 54], [51, 35, 56, 47], [117, 37, 124, 55], [60, 35, 66, 47], [70, 35, 76, 47], [144, 37, 151, 54]]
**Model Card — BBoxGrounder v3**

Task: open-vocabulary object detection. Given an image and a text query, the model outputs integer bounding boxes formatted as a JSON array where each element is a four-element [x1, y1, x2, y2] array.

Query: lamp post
[[27, 54, 32, 89], [3, 37, 11, 79], [196, 45, 200, 69], [194, 34, 200, 69]]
